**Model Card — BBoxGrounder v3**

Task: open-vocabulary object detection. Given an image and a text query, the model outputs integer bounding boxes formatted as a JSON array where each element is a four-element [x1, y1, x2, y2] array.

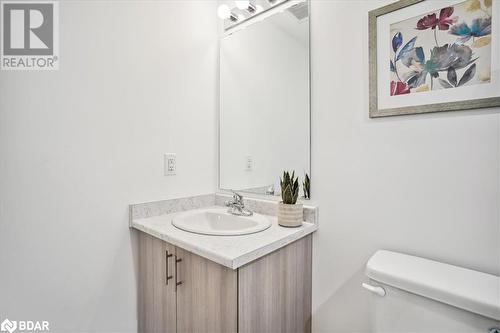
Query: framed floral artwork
[[369, 0, 500, 117]]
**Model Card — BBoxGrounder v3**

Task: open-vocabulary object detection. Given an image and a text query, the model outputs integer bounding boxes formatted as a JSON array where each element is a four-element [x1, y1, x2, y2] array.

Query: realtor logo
[[1, 1, 59, 70], [0, 319, 17, 333]]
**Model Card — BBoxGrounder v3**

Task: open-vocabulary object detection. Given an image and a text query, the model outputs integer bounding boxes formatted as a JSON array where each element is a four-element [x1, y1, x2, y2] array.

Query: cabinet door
[[175, 247, 237, 333], [238, 235, 312, 333], [138, 233, 176, 333]]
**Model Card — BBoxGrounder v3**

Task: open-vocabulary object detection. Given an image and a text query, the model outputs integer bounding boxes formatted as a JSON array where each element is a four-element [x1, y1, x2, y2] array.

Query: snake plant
[[303, 173, 310, 199], [280, 170, 299, 204]]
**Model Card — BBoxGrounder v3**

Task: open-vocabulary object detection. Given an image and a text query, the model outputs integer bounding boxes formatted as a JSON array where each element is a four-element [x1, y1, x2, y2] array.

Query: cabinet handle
[[175, 256, 182, 291], [165, 250, 173, 285]]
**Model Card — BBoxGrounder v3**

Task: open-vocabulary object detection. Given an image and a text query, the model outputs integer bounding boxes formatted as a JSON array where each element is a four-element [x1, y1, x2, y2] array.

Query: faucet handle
[[231, 190, 243, 203]]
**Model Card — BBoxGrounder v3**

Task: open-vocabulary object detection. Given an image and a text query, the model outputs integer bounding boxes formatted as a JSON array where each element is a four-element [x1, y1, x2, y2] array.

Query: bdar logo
[[0, 318, 49, 332], [0, 319, 17, 333]]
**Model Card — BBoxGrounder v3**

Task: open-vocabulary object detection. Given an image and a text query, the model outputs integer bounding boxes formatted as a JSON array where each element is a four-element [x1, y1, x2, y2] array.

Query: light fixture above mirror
[[216, 0, 289, 30]]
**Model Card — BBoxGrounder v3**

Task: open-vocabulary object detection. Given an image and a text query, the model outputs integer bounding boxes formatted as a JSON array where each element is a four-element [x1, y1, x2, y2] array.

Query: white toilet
[[364, 250, 500, 333]]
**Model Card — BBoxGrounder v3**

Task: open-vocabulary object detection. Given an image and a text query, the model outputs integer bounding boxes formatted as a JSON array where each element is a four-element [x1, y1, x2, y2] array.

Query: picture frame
[[369, 0, 500, 117]]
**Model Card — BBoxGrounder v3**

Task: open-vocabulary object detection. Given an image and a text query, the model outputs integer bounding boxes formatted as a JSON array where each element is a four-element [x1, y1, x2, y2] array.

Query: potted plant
[[278, 171, 303, 227]]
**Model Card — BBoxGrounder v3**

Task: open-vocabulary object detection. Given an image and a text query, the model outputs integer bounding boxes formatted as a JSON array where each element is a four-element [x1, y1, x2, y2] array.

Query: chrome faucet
[[225, 191, 253, 216]]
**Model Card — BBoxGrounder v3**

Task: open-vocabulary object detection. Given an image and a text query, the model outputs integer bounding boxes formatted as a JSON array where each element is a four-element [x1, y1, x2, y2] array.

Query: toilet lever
[[362, 283, 386, 297]]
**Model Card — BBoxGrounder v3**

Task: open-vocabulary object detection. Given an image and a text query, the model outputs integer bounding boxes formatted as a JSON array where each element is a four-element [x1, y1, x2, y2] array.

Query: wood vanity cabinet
[[138, 232, 312, 333]]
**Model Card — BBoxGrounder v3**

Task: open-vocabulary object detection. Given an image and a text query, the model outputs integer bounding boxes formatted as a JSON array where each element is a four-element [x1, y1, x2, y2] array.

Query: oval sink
[[172, 207, 271, 236]]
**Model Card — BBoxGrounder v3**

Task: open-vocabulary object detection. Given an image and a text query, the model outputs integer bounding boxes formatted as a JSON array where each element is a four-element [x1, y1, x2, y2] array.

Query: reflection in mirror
[[219, 1, 310, 198]]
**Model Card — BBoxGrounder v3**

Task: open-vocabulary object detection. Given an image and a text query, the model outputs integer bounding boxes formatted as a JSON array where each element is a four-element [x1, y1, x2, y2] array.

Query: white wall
[[310, 1, 500, 332], [0, 1, 218, 332]]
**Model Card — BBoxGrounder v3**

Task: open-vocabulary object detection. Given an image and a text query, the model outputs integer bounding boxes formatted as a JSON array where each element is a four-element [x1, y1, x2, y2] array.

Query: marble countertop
[[130, 194, 318, 269]]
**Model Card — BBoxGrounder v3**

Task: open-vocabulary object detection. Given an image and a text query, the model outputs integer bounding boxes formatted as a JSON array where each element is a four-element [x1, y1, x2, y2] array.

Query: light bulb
[[235, 0, 249, 10], [217, 4, 231, 19]]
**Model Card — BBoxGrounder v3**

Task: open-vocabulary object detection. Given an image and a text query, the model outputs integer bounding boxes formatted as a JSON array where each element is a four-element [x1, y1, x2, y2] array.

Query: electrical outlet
[[245, 155, 253, 171], [164, 153, 176, 176]]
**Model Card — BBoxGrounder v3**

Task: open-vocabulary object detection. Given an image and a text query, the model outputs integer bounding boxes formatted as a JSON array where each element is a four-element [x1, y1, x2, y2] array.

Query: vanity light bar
[[217, 0, 287, 26]]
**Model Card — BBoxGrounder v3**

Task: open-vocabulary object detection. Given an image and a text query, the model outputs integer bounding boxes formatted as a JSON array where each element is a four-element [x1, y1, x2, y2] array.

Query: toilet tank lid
[[366, 250, 500, 321]]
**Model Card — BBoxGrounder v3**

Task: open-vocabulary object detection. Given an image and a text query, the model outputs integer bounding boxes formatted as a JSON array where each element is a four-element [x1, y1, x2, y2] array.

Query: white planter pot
[[278, 202, 303, 227]]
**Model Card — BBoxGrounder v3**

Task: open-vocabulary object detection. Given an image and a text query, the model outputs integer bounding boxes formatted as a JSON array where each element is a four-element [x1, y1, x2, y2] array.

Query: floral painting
[[389, 0, 493, 96]]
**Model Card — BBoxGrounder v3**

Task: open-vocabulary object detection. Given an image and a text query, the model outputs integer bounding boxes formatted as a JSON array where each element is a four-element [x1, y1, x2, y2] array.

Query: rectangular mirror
[[219, 0, 310, 197]]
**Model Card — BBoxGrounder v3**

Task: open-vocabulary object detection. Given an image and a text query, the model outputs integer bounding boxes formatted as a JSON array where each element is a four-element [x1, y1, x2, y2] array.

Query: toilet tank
[[364, 250, 500, 333]]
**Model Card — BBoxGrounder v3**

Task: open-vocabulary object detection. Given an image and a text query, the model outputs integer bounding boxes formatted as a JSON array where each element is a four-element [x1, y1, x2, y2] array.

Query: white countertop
[[132, 206, 317, 269]]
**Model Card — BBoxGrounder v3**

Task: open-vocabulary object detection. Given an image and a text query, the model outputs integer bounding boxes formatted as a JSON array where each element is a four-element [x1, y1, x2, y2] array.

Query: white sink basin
[[172, 207, 271, 236]]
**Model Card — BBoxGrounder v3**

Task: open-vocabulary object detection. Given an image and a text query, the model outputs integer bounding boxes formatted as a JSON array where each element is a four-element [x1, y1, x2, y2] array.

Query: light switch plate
[[245, 155, 253, 171], [164, 153, 176, 176]]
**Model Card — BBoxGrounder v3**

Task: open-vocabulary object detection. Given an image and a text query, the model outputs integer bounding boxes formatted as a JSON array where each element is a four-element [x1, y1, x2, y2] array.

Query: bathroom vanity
[[138, 232, 311, 333], [132, 2, 315, 331], [131, 193, 318, 333]]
